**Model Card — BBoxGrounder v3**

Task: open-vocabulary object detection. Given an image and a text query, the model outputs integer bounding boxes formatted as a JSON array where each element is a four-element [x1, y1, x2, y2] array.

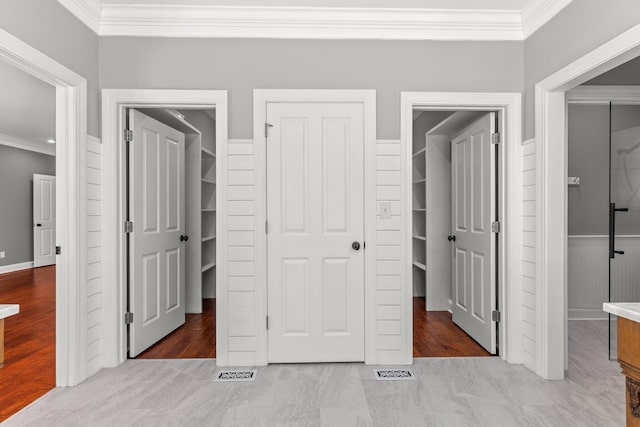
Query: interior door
[[266, 102, 365, 363], [33, 174, 56, 267], [128, 109, 186, 357], [451, 112, 497, 354], [608, 103, 640, 359]]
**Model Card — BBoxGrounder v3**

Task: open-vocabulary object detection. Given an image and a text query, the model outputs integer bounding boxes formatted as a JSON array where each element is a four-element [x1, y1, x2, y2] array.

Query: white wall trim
[[567, 85, 640, 103], [400, 91, 523, 365], [253, 89, 377, 365], [0, 261, 34, 274], [521, 0, 573, 39], [0, 28, 88, 387], [535, 21, 640, 380], [101, 89, 228, 367], [57, 0, 102, 33], [0, 133, 56, 156]]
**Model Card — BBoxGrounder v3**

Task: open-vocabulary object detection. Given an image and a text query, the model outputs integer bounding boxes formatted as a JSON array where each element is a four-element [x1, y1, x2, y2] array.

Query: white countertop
[[0, 304, 19, 320], [603, 303, 640, 323]]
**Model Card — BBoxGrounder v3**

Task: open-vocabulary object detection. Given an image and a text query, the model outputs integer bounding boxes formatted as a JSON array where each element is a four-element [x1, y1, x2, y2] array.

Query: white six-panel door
[[128, 109, 186, 357], [266, 102, 365, 363], [33, 174, 56, 267], [451, 112, 497, 354]]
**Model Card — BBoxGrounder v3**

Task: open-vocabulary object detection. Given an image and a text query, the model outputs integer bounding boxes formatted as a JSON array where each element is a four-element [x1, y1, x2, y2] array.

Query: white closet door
[[451, 112, 497, 354], [267, 102, 365, 363], [33, 174, 56, 267], [128, 109, 186, 357]]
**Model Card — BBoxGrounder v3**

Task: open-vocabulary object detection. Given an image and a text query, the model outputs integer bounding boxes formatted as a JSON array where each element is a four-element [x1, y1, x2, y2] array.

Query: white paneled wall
[[85, 136, 102, 377], [375, 139, 405, 364], [521, 140, 536, 370], [225, 139, 257, 365], [568, 236, 608, 319]]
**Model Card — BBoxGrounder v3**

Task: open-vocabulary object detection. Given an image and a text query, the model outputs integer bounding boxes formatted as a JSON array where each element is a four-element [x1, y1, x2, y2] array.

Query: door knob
[[180, 235, 189, 242], [36, 224, 42, 227], [448, 235, 456, 242], [352, 242, 361, 251]]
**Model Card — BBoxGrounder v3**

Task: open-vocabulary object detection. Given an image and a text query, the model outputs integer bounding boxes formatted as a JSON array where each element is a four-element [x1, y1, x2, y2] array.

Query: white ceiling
[[104, 0, 529, 9], [0, 61, 55, 152]]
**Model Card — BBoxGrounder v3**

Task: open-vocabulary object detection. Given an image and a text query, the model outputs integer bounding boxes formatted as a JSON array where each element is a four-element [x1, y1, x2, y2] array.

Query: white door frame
[[0, 29, 87, 386], [253, 89, 377, 365], [101, 89, 228, 366], [535, 22, 640, 380], [400, 92, 523, 365]]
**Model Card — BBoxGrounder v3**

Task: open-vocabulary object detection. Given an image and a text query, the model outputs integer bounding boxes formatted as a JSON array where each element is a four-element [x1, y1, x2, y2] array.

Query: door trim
[[0, 28, 87, 387], [101, 89, 228, 366], [536, 22, 640, 380], [253, 89, 377, 365], [401, 92, 522, 365]]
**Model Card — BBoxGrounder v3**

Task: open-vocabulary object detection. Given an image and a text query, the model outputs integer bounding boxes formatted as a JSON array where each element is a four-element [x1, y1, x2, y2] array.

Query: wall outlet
[[0, 251, 5, 259], [379, 202, 392, 219]]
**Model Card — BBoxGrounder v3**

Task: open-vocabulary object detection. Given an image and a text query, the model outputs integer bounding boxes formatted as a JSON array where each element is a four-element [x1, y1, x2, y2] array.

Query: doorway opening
[[124, 107, 218, 360], [401, 92, 522, 365], [0, 58, 57, 421], [411, 108, 499, 358]]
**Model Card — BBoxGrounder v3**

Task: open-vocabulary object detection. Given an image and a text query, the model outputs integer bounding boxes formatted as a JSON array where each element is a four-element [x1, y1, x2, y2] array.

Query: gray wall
[[99, 38, 524, 139], [0, 145, 55, 266], [567, 104, 609, 235], [524, 0, 640, 139], [0, 1, 100, 136]]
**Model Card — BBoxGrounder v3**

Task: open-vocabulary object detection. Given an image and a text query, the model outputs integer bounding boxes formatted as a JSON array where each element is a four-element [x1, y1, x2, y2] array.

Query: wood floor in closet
[[136, 299, 216, 359], [0, 266, 55, 422], [413, 297, 492, 358]]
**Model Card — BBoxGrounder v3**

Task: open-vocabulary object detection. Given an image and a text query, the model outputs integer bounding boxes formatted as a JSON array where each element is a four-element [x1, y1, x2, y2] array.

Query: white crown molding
[[0, 133, 56, 156], [58, 0, 102, 33], [56, 0, 575, 40], [521, 0, 573, 38]]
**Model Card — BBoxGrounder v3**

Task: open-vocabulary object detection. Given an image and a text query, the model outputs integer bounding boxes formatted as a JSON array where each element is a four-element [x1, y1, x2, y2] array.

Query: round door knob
[[448, 235, 456, 242], [180, 235, 189, 242], [36, 224, 42, 227], [352, 242, 361, 251]]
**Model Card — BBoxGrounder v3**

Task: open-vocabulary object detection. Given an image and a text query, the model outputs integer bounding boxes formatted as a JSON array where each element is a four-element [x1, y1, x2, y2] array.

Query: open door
[[450, 112, 497, 354], [33, 174, 56, 267], [128, 109, 186, 357]]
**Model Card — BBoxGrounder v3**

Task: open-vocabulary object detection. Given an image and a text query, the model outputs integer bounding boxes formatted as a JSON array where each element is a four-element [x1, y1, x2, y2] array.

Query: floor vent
[[374, 369, 416, 381], [214, 370, 257, 382]]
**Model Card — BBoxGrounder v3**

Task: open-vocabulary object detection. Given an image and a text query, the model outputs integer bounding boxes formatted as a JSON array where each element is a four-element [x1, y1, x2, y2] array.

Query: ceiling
[[0, 61, 55, 155], [59, 0, 572, 40]]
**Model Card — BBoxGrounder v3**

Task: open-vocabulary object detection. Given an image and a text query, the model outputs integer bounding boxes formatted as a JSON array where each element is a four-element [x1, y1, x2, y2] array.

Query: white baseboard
[[568, 308, 608, 320], [0, 261, 34, 274]]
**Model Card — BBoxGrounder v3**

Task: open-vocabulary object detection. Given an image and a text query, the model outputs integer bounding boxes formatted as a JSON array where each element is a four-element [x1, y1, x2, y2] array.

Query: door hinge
[[491, 221, 500, 233], [266, 316, 269, 330], [265, 220, 268, 234], [125, 312, 134, 325], [124, 221, 134, 233], [491, 132, 501, 145], [55, 246, 61, 255], [265, 123, 273, 138], [492, 310, 501, 322], [124, 129, 133, 143]]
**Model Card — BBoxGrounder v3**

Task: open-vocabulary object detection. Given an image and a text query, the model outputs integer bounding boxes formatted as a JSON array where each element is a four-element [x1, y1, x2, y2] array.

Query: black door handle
[[36, 224, 42, 227], [180, 235, 189, 242], [448, 235, 456, 242], [610, 202, 629, 258], [352, 242, 360, 251]]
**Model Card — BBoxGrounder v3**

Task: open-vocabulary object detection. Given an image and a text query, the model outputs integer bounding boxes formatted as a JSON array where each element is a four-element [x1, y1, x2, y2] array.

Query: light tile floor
[[2, 320, 624, 426]]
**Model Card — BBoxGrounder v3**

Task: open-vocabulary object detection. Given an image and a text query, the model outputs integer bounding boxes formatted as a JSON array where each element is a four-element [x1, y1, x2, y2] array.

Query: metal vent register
[[214, 370, 257, 382], [374, 369, 416, 381]]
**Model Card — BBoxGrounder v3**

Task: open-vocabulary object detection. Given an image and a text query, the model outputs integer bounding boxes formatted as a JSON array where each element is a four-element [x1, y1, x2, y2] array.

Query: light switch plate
[[0, 251, 5, 259], [379, 202, 392, 219]]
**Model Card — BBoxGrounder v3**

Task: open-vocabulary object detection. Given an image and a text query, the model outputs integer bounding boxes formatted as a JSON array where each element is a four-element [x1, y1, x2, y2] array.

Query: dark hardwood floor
[[0, 266, 56, 422], [413, 297, 492, 358], [136, 298, 216, 359]]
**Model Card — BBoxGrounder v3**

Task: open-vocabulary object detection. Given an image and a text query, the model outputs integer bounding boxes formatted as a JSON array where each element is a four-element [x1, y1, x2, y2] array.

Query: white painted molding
[[57, 0, 102, 33], [521, 0, 573, 39], [0, 261, 34, 275], [0, 133, 56, 156], [98, 5, 522, 40], [534, 21, 640, 381], [567, 85, 640, 103], [400, 91, 523, 365]]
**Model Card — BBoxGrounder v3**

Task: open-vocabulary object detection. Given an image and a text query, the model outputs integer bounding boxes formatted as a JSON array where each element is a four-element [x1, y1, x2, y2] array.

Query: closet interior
[[138, 108, 217, 314]]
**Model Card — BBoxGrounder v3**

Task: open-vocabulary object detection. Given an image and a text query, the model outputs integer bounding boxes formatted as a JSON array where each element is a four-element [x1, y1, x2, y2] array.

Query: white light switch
[[0, 251, 5, 259], [380, 202, 392, 219]]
